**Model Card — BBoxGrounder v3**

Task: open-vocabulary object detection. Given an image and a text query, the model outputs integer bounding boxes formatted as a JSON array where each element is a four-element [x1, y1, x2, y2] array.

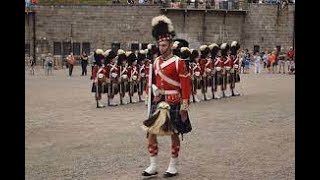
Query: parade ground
[[25, 66, 295, 179]]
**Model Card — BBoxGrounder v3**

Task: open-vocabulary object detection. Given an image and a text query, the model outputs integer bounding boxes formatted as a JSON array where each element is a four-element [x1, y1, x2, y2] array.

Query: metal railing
[[37, 0, 249, 11]]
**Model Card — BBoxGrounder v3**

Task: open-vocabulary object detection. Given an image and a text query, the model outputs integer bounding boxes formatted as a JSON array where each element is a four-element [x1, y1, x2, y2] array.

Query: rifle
[[147, 63, 153, 118], [119, 65, 123, 105], [95, 66, 99, 108], [211, 70, 216, 97], [107, 65, 112, 106], [191, 77, 196, 103]]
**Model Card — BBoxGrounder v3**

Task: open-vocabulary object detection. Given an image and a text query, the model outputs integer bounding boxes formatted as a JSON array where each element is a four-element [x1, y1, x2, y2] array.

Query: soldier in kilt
[[141, 15, 192, 178], [230, 41, 241, 96], [127, 51, 140, 103], [190, 49, 202, 103], [91, 49, 107, 108]]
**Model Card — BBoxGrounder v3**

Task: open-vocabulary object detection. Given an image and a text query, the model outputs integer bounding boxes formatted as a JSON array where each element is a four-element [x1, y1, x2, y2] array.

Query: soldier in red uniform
[[141, 15, 192, 178], [220, 43, 230, 98], [91, 49, 107, 108], [190, 49, 202, 103], [208, 43, 219, 99], [127, 51, 139, 103], [199, 45, 212, 101], [118, 49, 130, 105], [106, 49, 120, 106], [214, 46, 225, 99], [230, 41, 241, 96], [144, 48, 152, 106], [137, 50, 147, 102], [103, 49, 116, 106], [222, 43, 233, 97]]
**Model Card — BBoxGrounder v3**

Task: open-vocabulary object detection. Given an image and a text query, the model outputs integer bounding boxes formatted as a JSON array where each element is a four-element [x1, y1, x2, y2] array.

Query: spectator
[[45, 53, 53, 76], [80, 51, 89, 76], [278, 48, 286, 73], [262, 51, 268, 69], [269, 51, 276, 73], [254, 51, 261, 74], [243, 49, 250, 74], [67, 52, 76, 77], [29, 56, 35, 75]]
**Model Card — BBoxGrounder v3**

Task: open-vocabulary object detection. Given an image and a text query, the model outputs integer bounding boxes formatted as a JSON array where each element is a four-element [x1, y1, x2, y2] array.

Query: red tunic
[[153, 55, 191, 103], [130, 64, 139, 81], [224, 55, 233, 70], [91, 65, 107, 81], [199, 58, 207, 76], [107, 63, 120, 81], [214, 57, 224, 68], [191, 62, 201, 77]]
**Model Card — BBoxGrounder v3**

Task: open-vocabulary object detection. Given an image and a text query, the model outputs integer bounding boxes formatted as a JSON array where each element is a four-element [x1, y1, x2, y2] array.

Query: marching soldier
[[106, 50, 120, 106], [118, 49, 130, 105], [208, 43, 219, 99], [91, 49, 107, 108], [220, 43, 230, 98], [230, 41, 241, 96], [214, 46, 225, 99], [142, 15, 192, 178], [104, 49, 119, 106], [190, 49, 202, 103], [127, 51, 139, 103], [137, 50, 148, 102], [222, 43, 233, 97], [199, 45, 212, 100]]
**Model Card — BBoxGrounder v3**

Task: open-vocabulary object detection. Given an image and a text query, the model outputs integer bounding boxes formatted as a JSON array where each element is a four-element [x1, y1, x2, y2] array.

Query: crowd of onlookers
[[237, 46, 295, 75]]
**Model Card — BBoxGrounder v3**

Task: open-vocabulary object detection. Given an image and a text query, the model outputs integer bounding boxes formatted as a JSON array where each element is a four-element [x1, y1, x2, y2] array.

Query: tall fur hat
[[180, 47, 191, 59], [147, 44, 157, 60], [94, 49, 105, 65], [117, 49, 126, 66], [230, 41, 240, 55], [126, 51, 137, 66], [209, 43, 219, 58], [220, 43, 230, 57], [104, 49, 116, 64], [190, 49, 199, 62], [199, 45, 210, 58], [137, 49, 146, 62], [151, 15, 176, 42]]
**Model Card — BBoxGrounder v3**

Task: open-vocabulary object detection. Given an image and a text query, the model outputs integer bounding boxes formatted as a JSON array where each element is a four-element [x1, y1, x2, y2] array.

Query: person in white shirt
[[254, 51, 261, 74]]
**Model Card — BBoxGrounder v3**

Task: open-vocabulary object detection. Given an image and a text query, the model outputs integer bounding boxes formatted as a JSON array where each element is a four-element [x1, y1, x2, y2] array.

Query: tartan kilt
[[91, 82, 108, 94], [215, 71, 223, 86]]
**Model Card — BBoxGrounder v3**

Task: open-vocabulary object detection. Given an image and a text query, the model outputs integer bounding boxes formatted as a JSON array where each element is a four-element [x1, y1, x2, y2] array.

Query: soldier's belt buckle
[[165, 94, 180, 104]]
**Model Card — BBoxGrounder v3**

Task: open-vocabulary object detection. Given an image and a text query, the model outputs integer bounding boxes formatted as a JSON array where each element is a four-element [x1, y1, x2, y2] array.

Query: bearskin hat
[[147, 44, 158, 60], [199, 45, 210, 58], [126, 51, 137, 66], [220, 43, 230, 57], [152, 15, 176, 42], [172, 39, 189, 57], [104, 49, 117, 64], [94, 49, 105, 66], [230, 41, 240, 55], [137, 49, 146, 62], [117, 49, 126, 66], [190, 49, 199, 63], [180, 47, 191, 59], [209, 43, 219, 58]]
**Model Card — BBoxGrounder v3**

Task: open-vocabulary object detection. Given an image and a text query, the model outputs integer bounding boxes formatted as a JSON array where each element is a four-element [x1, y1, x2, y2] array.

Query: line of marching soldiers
[[91, 40, 241, 108]]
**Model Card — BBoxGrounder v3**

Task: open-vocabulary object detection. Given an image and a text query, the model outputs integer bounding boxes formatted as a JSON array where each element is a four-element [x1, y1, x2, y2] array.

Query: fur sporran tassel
[[142, 102, 174, 136]]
